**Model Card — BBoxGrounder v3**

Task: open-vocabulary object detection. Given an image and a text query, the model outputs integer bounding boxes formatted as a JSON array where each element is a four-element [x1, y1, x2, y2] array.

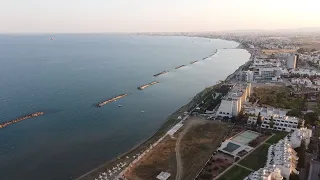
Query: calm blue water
[[0, 35, 249, 180]]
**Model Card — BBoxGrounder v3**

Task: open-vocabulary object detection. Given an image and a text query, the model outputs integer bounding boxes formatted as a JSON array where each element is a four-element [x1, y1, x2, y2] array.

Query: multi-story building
[[216, 83, 251, 118], [244, 128, 312, 180], [244, 166, 284, 180], [266, 138, 299, 179], [288, 128, 312, 148], [253, 67, 280, 81], [287, 54, 298, 69], [237, 71, 254, 82], [246, 107, 302, 132]]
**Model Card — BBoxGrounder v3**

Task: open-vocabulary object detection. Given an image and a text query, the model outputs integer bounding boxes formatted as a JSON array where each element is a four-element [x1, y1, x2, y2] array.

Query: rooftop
[[246, 107, 287, 118], [224, 84, 249, 100], [244, 165, 283, 180], [156, 172, 171, 180]]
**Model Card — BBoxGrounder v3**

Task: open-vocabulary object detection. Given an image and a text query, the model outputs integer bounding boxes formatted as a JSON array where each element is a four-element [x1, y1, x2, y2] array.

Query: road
[[175, 118, 207, 180]]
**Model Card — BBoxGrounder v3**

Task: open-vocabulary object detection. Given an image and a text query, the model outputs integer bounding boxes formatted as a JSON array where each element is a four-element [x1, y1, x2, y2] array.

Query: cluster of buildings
[[299, 52, 320, 65], [245, 107, 301, 132], [291, 77, 320, 90], [216, 83, 251, 118], [236, 55, 298, 82], [289, 68, 320, 77], [244, 128, 312, 180]]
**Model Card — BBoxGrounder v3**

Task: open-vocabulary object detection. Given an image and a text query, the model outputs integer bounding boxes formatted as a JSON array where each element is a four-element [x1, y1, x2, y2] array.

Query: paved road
[[236, 164, 254, 172], [308, 160, 320, 180]]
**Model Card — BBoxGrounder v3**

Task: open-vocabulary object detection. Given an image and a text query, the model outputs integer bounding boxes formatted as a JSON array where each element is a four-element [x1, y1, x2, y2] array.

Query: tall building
[[237, 71, 254, 82], [286, 54, 298, 69], [216, 83, 251, 118]]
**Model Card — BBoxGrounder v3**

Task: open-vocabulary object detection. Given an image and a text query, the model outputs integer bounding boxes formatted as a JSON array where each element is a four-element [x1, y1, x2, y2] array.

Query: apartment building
[[244, 128, 312, 180], [216, 83, 251, 118], [246, 107, 302, 132]]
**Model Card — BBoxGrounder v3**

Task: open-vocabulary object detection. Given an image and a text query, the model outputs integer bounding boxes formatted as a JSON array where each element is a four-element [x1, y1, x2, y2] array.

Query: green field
[[218, 165, 252, 180], [239, 143, 271, 170], [266, 132, 288, 144]]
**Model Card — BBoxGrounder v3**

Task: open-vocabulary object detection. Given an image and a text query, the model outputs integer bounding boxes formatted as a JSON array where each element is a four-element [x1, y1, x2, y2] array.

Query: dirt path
[[175, 117, 207, 180]]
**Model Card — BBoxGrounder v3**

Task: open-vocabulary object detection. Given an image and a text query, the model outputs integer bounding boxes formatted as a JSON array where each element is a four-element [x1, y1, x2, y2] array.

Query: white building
[[287, 54, 298, 69], [246, 107, 302, 132], [244, 128, 312, 180], [244, 166, 284, 180], [254, 67, 281, 81], [291, 78, 313, 87], [290, 68, 320, 77], [288, 128, 312, 148], [156, 172, 171, 180], [237, 71, 254, 82], [216, 83, 251, 118], [266, 138, 299, 179]]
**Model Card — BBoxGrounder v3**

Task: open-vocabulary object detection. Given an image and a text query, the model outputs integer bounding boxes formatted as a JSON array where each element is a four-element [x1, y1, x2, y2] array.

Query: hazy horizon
[[1, 0, 320, 33]]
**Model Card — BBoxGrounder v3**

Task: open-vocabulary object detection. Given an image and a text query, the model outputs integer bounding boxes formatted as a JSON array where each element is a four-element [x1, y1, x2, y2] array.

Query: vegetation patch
[[180, 122, 231, 180], [266, 132, 289, 144], [217, 165, 252, 180], [250, 86, 305, 110], [239, 143, 271, 171]]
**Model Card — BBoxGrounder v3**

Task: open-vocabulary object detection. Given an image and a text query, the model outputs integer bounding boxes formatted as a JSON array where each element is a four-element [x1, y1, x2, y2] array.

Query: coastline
[[76, 38, 251, 180]]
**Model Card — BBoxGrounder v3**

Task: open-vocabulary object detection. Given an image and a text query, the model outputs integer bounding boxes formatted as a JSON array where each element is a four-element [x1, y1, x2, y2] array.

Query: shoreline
[[76, 38, 251, 180]]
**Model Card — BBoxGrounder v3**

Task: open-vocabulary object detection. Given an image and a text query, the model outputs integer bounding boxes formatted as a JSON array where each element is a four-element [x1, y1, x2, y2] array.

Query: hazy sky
[[1, 0, 320, 33]]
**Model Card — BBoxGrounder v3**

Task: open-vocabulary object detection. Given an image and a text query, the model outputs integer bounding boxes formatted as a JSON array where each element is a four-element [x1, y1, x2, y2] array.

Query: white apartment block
[[246, 107, 302, 132], [244, 165, 284, 180], [216, 83, 251, 118], [244, 128, 312, 180], [288, 128, 312, 149], [266, 138, 299, 179], [253, 67, 283, 81], [252, 59, 281, 67], [237, 71, 254, 82]]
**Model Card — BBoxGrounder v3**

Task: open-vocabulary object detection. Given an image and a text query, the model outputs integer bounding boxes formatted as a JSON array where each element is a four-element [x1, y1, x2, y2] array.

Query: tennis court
[[231, 130, 260, 145]]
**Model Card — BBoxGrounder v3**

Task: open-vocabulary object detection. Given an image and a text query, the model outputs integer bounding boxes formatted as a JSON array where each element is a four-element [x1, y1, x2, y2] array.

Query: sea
[[0, 34, 250, 180]]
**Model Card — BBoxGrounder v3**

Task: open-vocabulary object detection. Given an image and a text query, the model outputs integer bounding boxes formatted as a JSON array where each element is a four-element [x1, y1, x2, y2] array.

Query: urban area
[[78, 31, 320, 180]]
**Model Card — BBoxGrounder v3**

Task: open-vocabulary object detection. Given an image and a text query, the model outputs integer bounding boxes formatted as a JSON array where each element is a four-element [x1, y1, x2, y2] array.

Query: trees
[[269, 116, 275, 129], [257, 112, 262, 126], [297, 48, 307, 54], [236, 109, 245, 122], [297, 139, 306, 169], [304, 112, 319, 126], [286, 109, 303, 118]]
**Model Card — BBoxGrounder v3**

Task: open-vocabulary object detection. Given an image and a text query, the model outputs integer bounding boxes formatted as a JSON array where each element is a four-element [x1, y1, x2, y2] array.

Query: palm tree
[[257, 112, 262, 126], [269, 116, 275, 130]]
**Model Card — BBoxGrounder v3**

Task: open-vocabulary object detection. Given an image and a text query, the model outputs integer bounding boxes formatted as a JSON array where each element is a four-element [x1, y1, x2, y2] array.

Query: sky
[[1, 0, 320, 33]]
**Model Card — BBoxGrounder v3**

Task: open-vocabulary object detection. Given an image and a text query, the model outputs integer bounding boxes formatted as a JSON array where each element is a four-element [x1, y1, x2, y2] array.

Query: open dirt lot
[[178, 118, 232, 180], [125, 117, 232, 180], [125, 135, 177, 180], [262, 49, 297, 55]]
